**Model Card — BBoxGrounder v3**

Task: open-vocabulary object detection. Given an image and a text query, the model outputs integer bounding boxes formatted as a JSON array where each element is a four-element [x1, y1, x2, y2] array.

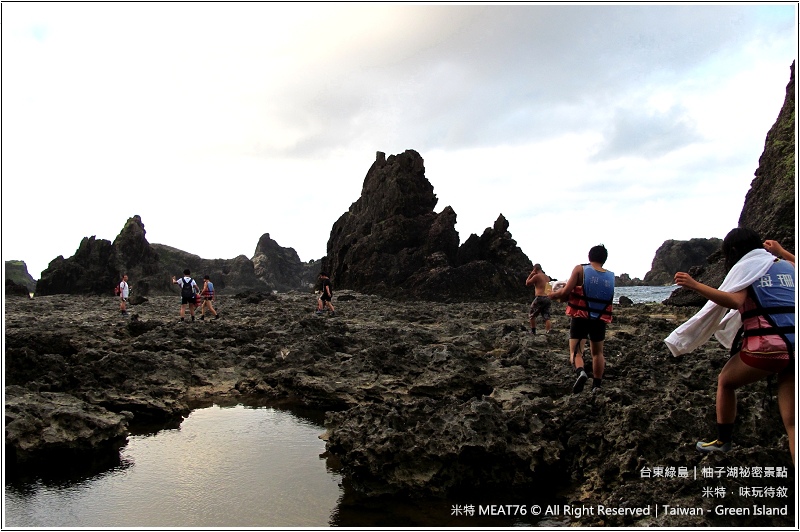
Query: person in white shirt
[[171, 269, 200, 322], [119, 274, 129, 316]]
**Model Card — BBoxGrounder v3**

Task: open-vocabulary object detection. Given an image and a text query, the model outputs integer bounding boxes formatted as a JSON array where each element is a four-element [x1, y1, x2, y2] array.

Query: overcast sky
[[2, 3, 796, 285]]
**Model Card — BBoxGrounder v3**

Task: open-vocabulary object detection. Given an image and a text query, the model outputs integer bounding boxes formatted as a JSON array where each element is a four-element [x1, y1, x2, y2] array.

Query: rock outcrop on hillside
[[739, 62, 796, 252], [5, 260, 37, 293], [323, 150, 532, 301], [642, 238, 723, 286], [5, 279, 32, 298], [666, 61, 795, 306], [35, 235, 121, 296], [35, 216, 318, 297], [252, 233, 319, 292]]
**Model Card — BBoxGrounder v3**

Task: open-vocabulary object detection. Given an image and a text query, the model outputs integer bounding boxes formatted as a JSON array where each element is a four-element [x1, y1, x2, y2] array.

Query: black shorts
[[181, 295, 196, 305], [569, 317, 607, 342]]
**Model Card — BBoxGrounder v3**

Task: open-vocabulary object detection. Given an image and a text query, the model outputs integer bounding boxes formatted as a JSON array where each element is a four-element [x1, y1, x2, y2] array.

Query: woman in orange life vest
[[674, 228, 795, 464], [549, 244, 615, 395]]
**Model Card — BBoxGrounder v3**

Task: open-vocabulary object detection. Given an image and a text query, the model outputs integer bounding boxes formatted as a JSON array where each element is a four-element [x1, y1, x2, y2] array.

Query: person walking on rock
[[666, 229, 795, 463], [119, 274, 130, 316], [199, 275, 219, 320], [316, 272, 335, 315], [172, 269, 200, 322], [526, 263, 552, 335], [549, 245, 614, 394]]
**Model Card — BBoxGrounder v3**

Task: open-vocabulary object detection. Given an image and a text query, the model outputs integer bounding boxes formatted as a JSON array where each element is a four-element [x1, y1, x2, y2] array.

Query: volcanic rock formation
[[5, 260, 37, 293], [642, 238, 723, 286], [35, 216, 317, 297], [323, 150, 533, 301], [252, 233, 319, 292]]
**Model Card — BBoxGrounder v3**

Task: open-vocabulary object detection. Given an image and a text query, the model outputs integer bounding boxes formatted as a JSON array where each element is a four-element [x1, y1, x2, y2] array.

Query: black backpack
[[181, 277, 195, 298]]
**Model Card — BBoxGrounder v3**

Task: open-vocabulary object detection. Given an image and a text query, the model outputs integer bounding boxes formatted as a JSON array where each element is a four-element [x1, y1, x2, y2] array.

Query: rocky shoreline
[[4, 292, 794, 527]]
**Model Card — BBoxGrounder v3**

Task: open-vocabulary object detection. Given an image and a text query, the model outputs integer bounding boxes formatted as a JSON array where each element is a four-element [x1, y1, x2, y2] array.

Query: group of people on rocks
[[527, 229, 795, 465], [171, 270, 220, 322], [117, 270, 336, 322], [116, 269, 220, 322]]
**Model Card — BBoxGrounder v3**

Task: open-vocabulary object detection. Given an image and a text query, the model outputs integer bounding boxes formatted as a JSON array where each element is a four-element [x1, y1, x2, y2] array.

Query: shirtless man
[[525, 263, 552, 335]]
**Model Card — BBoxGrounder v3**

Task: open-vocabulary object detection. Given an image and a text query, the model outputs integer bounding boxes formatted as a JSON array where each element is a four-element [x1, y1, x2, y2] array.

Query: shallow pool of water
[[4, 402, 561, 527], [4, 404, 342, 527]]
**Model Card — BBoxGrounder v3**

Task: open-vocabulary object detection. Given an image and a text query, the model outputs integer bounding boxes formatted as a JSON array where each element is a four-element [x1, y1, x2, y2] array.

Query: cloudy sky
[[3, 3, 796, 284]]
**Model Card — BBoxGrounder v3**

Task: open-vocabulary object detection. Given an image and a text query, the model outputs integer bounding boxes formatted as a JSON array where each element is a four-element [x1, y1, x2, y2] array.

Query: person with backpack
[[172, 269, 200, 322], [118, 274, 129, 316]]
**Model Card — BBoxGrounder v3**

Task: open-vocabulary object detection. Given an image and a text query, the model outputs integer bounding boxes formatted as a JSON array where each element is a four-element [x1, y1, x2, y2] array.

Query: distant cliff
[[5, 260, 37, 293], [6, 260, 36, 297], [642, 238, 723, 286], [666, 61, 795, 306]]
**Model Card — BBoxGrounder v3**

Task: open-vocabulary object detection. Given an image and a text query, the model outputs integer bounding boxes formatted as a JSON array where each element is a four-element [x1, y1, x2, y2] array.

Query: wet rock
[[5, 385, 129, 461]]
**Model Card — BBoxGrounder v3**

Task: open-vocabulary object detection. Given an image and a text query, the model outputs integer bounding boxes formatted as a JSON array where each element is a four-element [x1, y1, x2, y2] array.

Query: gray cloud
[[591, 105, 702, 161], [246, 4, 775, 158]]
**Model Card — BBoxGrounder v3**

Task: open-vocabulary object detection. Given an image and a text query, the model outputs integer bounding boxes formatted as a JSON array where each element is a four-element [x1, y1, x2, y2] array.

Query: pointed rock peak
[[255, 233, 277, 253], [493, 214, 509, 233], [114, 215, 147, 245], [357, 149, 436, 219]]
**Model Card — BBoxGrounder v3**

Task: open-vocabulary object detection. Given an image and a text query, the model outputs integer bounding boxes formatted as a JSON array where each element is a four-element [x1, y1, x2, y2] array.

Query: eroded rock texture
[[324, 150, 532, 301], [4, 293, 793, 527]]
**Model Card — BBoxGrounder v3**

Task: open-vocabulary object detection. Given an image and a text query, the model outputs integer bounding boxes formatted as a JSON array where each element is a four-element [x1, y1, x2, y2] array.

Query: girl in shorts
[[673, 229, 794, 463]]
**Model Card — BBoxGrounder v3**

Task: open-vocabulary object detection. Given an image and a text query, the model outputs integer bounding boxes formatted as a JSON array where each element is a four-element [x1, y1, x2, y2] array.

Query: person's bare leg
[[777, 369, 795, 464]]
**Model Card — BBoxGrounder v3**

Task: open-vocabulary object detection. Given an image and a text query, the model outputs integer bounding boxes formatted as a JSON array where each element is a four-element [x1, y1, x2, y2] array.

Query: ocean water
[[614, 285, 677, 304]]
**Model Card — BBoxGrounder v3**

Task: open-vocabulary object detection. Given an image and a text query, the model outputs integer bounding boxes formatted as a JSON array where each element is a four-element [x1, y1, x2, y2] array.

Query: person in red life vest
[[549, 244, 614, 394], [198, 275, 219, 321], [673, 229, 795, 463]]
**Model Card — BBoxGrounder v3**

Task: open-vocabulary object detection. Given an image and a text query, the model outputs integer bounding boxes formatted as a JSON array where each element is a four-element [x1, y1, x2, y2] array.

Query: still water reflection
[[5, 404, 342, 527], [5, 403, 555, 527]]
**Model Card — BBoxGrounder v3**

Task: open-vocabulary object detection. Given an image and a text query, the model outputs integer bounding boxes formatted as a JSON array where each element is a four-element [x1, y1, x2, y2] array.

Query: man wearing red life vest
[[549, 245, 615, 394]]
